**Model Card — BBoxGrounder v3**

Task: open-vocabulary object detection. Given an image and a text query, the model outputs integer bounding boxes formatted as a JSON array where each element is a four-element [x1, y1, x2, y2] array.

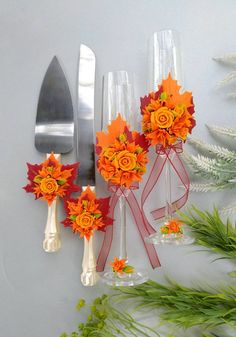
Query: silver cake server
[[35, 56, 74, 252]]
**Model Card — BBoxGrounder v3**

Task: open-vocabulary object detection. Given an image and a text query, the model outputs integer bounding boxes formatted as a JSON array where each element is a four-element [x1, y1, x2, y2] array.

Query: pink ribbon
[[96, 183, 161, 272], [141, 141, 190, 220]]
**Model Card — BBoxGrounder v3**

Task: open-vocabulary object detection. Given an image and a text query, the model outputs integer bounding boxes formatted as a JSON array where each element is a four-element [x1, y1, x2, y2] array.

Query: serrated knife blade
[[76, 44, 96, 187], [77, 44, 99, 286]]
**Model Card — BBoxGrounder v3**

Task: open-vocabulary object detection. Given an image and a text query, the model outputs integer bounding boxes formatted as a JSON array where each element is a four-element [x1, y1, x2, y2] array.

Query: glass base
[[145, 232, 195, 245], [100, 269, 148, 286]]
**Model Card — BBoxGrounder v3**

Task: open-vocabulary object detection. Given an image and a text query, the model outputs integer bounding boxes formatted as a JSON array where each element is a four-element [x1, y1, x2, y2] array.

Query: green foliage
[[115, 280, 236, 331], [179, 206, 236, 260], [61, 294, 160, 337]]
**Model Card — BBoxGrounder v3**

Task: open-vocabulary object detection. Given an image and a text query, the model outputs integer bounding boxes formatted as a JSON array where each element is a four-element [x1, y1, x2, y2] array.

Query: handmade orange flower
[[62, 186, 113, 240], [110, 257, 134, 274], [140, 73, 195, 148], [96, 114, 149, 188], [23, 153, 80, 205], [160, 218, 183, 235]]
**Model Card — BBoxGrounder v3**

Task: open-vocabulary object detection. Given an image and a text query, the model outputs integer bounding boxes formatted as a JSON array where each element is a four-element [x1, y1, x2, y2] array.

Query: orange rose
[[115, 150, 137, 171], [40, 177, 58, 194], [151, 107, 174, 129], [76, 212, 94, 229]]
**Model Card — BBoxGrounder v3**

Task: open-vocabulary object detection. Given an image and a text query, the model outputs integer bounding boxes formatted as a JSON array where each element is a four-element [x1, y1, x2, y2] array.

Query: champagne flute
[[146, 30, 194, 245], [100, 70, 148, 286]]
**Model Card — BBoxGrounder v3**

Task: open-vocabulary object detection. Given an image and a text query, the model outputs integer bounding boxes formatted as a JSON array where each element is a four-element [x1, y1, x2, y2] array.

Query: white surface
[[1, 1, 236, 336]]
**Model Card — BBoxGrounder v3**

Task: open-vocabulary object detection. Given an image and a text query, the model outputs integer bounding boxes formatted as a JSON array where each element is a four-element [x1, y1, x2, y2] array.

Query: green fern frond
[[179, 206, 236, 260], [207, 125, 236, 138], [187, 136, 236, 162]]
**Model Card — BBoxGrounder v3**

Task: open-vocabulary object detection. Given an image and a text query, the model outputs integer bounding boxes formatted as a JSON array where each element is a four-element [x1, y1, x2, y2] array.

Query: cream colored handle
[[43, 153, 61, 253], [81, 235, 99, 286]]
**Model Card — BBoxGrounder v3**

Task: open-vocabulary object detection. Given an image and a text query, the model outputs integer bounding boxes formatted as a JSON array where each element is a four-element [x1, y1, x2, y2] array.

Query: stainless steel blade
[[77, 44, 96, 186], [35, 56, 74, 154]]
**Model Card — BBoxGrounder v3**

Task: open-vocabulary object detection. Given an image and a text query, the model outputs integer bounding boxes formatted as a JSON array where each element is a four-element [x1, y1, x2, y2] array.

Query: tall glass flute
[[101, 71, 148, 286], [146, 30, 194, 245]]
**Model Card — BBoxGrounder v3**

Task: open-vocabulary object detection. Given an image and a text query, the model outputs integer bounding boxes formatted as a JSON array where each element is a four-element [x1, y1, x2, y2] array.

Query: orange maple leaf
[[160, 73, 193, 109], [96, 114, 128, 148]]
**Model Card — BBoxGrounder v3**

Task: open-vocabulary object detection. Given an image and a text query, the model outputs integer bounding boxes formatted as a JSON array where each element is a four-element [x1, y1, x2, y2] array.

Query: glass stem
[[165, 157, 172, 221], [119, 195, 128, 261]]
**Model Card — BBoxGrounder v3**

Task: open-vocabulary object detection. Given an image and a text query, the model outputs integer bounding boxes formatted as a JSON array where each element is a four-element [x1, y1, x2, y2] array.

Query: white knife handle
[[81, 235, 99, 286], [43, 153, 61, 253]]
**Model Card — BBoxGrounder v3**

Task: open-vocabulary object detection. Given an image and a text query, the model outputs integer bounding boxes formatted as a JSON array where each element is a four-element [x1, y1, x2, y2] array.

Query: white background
[[1, 1, 236, 336]]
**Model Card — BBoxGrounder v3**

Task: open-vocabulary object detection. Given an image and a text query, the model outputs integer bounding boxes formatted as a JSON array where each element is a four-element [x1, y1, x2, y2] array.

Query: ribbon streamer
[[96, 184, 161, 272], [141, 141, 190, 221]]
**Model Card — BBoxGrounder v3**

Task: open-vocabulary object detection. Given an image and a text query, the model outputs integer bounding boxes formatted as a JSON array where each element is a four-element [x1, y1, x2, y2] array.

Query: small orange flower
[[110, 257, 134, 274], [111, 257, 126, 273], [161, 218, 183, 235]]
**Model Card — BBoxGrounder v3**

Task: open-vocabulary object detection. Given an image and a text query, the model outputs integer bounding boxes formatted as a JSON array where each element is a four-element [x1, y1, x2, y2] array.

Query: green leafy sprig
[[60, 295, 160, 337], [178, 206, 236, 260], [114, 280, 236, 331]]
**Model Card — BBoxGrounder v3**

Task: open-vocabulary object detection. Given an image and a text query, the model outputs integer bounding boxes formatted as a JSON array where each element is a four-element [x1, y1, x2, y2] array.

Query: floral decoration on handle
[[23, 152, 80, 252], [96, 114, 161, 272], [62, 186, 113, 286], [62, 186, 113, 239], [140, 74, 196, 222], [23, 152, 80, 204]]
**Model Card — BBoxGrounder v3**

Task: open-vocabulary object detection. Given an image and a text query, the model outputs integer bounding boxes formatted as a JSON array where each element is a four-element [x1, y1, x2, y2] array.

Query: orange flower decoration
[[140, 74, 195, 148], [160, 218, 183, 235], [110, 257, 134, 274], [96, 114, 149, 188], [62, 186, 113, 240], [23, 153, 80, 205]]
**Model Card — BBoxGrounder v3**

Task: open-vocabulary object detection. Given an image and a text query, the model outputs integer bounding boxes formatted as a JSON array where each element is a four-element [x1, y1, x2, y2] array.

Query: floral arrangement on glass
[[96, 113, 160, 286], [23, 152, 80, 251], [62, 186, 113, 286], [141, 74, 195, 244], [140, 30, 196, 244], [95, 70, 160, 286], [96, 114, 148, 188]]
